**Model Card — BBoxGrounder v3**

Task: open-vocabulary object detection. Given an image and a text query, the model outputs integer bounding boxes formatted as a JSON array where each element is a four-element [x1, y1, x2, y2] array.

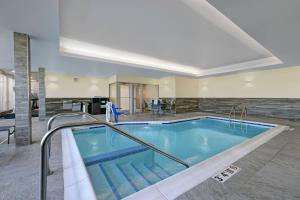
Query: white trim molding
[[199, 56, 282, 77]]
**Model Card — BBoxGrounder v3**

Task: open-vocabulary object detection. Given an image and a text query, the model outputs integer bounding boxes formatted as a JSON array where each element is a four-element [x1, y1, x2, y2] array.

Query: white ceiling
[[208, 0, 300, 71], [59, 0, 281, 76], [0, 0, 298, 77]]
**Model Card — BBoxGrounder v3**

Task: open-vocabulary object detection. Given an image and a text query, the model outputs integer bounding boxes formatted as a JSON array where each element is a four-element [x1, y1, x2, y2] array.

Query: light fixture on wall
[[47, 76, 59, 89], [202, 85, 208, 91], [73, 77, 79, 82], [201, 80, 208, 91], [91, 79, 99, 84], [47, 79, 57, 84], [245, 80, 254, 88], [244, 75, 254, 88], [47, 76, 59, 82], [88, 84, 99, 92], [47, 81, 59, 89]]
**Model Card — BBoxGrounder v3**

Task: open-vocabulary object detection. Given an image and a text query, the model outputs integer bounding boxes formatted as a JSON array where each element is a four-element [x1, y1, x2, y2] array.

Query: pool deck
[[0, 112, 299, 200]]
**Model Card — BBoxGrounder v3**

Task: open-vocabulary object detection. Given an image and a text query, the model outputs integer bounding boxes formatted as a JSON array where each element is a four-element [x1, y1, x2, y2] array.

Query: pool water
[[73, 118, 271, 200]]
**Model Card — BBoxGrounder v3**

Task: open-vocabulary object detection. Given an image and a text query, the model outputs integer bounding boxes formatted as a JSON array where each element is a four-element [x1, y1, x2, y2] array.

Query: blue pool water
[[73, 118, 271, 200]]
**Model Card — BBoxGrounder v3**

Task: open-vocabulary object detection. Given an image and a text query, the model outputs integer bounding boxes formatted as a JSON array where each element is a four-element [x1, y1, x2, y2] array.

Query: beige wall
[[175, 77, 199, 98], [158, 66, 300, 98], [45, 66, 300, 98], [158, 77, 176, 98], [158, 76, 199, 98], [199, 66, 300, 98], [143, 84, 159, 99], [45, 72, 109, 98]]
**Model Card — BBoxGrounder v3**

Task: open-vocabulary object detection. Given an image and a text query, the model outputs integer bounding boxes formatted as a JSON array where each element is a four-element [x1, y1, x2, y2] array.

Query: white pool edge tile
[[62, 129, 97, 200], [122, 184, 167, 200]]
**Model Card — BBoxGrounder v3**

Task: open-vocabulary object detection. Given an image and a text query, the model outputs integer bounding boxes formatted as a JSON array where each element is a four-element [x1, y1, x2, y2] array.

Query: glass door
[[120, 83, 130, 112], [109, 82, 159, 114]]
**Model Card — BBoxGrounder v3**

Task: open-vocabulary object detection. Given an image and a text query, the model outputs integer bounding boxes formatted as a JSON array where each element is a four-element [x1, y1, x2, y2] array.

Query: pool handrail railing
[[41, 112, 189, 200]]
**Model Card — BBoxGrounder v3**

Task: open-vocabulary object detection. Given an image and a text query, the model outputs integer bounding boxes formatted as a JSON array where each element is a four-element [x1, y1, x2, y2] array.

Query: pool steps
[[85, 147, 184, 200], [84, 145, 149, 166], [97, 162, 180, 200]]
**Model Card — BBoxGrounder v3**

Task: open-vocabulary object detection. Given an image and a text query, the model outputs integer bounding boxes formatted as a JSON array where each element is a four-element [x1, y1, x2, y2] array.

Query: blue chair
[[151, 99, 162, 114], [111, 104, 125, 122]]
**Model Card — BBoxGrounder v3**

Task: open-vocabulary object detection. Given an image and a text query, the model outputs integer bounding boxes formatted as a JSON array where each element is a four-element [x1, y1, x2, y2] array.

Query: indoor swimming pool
[[70, 117, 273, 200]]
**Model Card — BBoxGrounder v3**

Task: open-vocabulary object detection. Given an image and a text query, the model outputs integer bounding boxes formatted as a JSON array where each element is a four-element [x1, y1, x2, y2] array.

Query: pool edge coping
[[62, 116, 288, 200], [62, 129, 97, 200]]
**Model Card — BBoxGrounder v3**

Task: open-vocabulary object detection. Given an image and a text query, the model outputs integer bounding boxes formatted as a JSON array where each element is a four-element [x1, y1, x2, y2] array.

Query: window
[[0, 70, 15, 112]]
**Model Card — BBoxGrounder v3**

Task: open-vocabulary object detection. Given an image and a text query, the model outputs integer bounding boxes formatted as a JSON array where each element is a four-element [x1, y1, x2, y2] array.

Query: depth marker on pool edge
[[212, 164, 241, 183]]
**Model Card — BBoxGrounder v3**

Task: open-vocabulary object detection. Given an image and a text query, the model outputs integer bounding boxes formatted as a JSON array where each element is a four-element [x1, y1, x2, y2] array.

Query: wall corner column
[[38, 67, 46, 120], [14, 32, 32, 145], [116, 82, 121, 107], [129, 83, 134, 114]]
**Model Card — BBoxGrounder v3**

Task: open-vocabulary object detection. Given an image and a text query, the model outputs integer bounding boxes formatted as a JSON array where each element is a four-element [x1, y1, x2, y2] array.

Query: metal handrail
[[240, 106, 247, 121], [46, 112, 99, 174], [41, 119, 189, 200], [229, 105, 236, 120], [47, 112, 98, 131]]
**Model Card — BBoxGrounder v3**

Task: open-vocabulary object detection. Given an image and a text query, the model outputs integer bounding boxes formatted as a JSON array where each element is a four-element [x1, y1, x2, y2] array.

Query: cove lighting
[[60, 37, 202, 76]]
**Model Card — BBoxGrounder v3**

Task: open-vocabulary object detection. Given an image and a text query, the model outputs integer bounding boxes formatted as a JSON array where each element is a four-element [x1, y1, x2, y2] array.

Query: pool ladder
[[229, 105, 247, 121], [40, 112, 189, 200], [229, 105, 248, 133], [240, 105, 248, 121], [229, 105, 236, 121]]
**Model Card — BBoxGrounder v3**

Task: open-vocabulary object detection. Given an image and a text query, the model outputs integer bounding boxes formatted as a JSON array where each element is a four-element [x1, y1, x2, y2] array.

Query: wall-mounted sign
[[212, 164, 241, 183]]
